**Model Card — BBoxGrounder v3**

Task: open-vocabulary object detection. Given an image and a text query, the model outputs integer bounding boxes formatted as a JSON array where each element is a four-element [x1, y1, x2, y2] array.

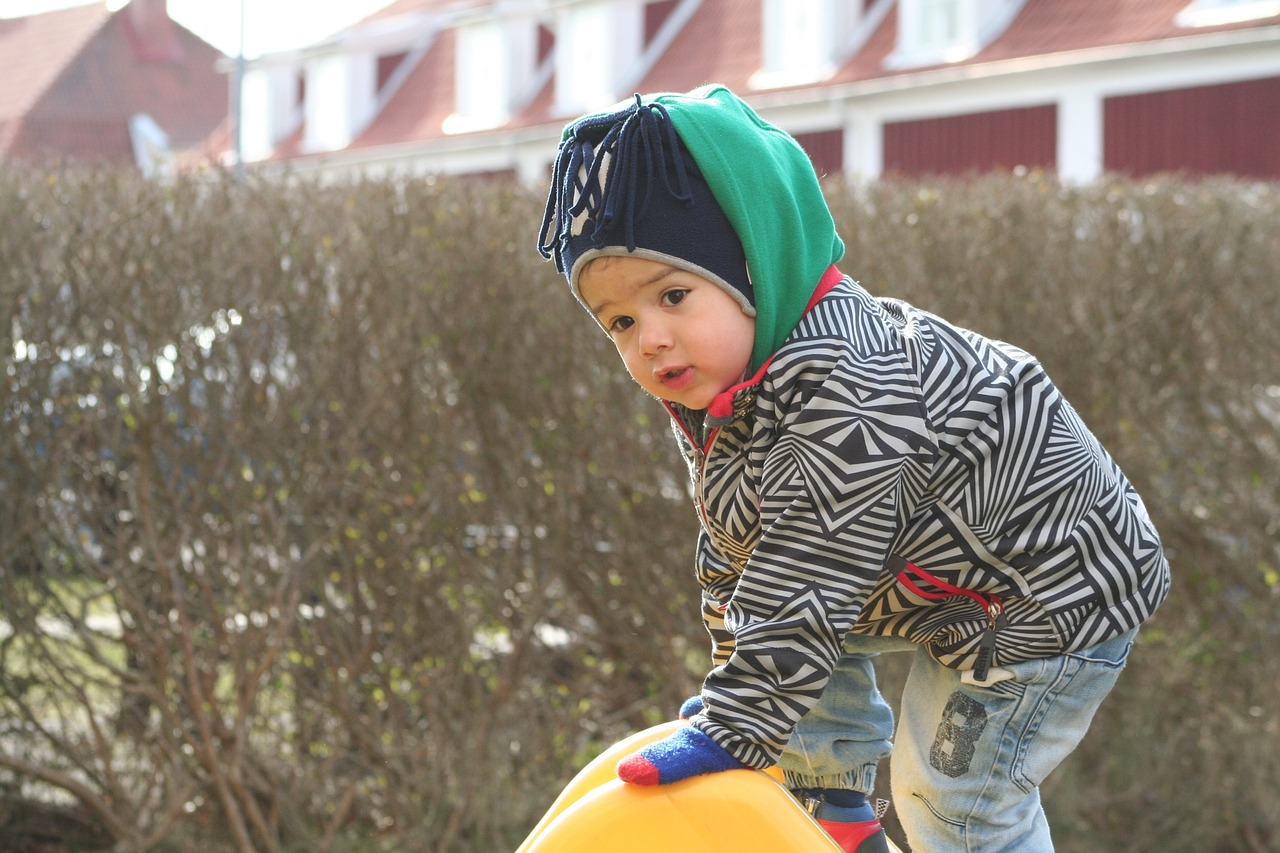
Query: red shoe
[[817, 817, 891, 853]]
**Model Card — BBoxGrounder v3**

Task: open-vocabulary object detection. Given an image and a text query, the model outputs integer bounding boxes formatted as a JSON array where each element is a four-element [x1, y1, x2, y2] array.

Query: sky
[[0, 0, 399, 57]]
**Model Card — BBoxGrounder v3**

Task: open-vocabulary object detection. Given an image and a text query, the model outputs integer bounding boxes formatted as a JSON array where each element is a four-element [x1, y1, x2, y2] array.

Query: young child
[[536, 85, 1170, 853]]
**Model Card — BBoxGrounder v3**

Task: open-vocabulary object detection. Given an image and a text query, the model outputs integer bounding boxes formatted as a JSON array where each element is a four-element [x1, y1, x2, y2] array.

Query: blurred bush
[[0, 165, 1275, 852]]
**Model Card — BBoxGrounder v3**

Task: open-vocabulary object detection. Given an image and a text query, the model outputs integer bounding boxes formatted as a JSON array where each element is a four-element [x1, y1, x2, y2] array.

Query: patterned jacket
[[671, 267, 1171, 770]]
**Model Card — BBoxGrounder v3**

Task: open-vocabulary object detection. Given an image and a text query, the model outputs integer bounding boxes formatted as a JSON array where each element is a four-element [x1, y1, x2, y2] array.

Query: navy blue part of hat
[[537, 95, 753, 310]]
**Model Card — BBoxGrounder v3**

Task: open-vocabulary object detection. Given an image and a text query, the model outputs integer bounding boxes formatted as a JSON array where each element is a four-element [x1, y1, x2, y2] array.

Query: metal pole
[[233, 0, 246, 178]]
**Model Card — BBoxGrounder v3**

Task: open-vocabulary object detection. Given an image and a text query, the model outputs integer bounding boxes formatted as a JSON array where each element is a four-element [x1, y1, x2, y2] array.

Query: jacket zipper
[[896, 560, 1006, 681], [664, 403, 721, 539], [693, 425, 720, 532]]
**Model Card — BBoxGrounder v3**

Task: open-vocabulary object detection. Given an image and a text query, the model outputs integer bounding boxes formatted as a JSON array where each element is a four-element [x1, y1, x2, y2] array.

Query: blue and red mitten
[[616, 725, 744, 786], [678, 694, 704, 719]]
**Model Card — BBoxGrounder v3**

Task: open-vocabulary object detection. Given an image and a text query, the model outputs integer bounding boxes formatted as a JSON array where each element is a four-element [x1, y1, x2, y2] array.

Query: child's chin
[[671, 394, 713, 410]]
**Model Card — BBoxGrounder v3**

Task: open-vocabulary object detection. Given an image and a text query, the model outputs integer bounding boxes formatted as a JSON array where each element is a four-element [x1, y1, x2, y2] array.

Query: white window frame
[[890, 0, 973, 67], [302, 52, 377, 153], [887, 0, 1027, 70], [551, 2, 612, 114], [449, 21, 511, 132], [753, 0, 847, 88], [447, 10, 544, 134], [1176, 0, 1280, 27], [551, 1, 645, 115], [913, 0, 963, 54]]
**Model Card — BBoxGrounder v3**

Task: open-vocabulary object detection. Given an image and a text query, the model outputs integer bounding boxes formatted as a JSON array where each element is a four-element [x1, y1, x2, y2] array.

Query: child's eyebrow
[[645, 266, 679, 286], [586, 295, 615, 318], [587, 266, 678, 317]]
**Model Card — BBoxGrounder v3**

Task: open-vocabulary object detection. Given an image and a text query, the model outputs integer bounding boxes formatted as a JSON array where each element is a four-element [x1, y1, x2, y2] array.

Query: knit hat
[[537, 95, 755, 318]]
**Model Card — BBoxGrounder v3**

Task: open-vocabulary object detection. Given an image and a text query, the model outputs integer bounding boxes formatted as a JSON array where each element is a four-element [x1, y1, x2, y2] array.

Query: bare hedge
[[0, 165, 1275, 852]]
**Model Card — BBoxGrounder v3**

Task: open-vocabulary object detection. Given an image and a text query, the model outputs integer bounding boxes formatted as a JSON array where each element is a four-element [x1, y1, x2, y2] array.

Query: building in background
[[211, 0, 1280, 184], [0, 0, 226, 175]]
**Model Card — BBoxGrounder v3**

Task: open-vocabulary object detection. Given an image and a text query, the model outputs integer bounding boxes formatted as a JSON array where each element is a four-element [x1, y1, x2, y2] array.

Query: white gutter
[[747, 24, 1280, 110]]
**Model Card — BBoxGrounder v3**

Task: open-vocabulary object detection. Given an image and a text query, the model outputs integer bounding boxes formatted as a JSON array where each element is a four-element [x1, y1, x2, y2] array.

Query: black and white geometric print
[[671, 277, 1170, 768]]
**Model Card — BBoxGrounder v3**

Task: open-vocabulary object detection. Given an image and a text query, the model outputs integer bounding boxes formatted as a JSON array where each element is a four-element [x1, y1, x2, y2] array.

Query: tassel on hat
[[537, 95, 755, 317]]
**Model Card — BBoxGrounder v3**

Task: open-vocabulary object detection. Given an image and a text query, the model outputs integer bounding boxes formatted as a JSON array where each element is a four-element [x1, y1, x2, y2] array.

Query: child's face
[[579, 256, 755, 410]]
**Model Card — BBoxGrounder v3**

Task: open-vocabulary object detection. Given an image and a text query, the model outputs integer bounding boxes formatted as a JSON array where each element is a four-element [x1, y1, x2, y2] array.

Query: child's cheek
[[619, 354, 655, 394], [623, 361, 647, 388]]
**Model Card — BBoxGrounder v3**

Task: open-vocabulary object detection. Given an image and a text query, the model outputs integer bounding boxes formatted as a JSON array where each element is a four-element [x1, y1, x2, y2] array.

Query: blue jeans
[[776, 630, 1137, 852]]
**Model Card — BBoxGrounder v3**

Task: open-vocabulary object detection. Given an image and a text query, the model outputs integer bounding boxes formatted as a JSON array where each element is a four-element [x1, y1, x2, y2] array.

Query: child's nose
[[638, 321, 673, 357]]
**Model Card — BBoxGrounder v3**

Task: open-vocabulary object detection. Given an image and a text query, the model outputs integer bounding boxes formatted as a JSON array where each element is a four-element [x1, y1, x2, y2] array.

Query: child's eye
[[607, 316, 634, 334], [661, 289, 689, 307]]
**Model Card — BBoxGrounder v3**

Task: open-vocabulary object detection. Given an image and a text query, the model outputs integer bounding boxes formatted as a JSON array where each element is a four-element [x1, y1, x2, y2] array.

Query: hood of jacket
[[651, 85, 844, 372]]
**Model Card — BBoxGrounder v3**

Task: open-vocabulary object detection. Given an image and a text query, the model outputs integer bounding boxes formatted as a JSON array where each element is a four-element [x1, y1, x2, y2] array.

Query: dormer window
[[452, 21, 509, 130], [553, 0, 644, 115], [1176, 0, 1280, 27], [753, 0, 854, 88], [239, 61, 308, 161], [908, 0, 962, 55], [448, 13, 540, 134], [887, 0, 1027, 69]]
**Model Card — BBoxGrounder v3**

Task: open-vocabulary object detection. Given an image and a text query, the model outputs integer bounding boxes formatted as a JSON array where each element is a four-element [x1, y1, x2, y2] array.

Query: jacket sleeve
[[691, 342, 937, 769]]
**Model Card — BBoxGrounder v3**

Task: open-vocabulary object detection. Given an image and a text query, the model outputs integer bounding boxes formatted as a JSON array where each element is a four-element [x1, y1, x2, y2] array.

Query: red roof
[[354, 26, 458, 150], [955, 0, 1274, 62], [337, 0, 1278, 152], [0, 1, 228, 165], [639, 0, 763, 94]]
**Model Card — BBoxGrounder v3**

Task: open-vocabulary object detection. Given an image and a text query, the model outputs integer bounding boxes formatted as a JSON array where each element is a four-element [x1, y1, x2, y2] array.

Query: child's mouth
[[659, 367, 693, 391]]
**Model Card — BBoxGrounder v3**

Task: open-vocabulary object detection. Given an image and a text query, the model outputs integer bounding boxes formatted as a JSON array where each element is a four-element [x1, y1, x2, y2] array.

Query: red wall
[[793, 128, 844, 180], [883, 104, 1057, 177], [1104, 76, 1280, 180]]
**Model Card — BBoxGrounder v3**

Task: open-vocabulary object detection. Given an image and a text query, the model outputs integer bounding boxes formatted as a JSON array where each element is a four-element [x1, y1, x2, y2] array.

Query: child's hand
[[616, 726, 744, 785], [677, 694, 704, 719]]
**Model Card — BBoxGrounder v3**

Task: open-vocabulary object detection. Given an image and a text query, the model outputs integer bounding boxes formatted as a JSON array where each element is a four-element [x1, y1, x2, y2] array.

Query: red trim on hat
[[807, 264, 844, 311]]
